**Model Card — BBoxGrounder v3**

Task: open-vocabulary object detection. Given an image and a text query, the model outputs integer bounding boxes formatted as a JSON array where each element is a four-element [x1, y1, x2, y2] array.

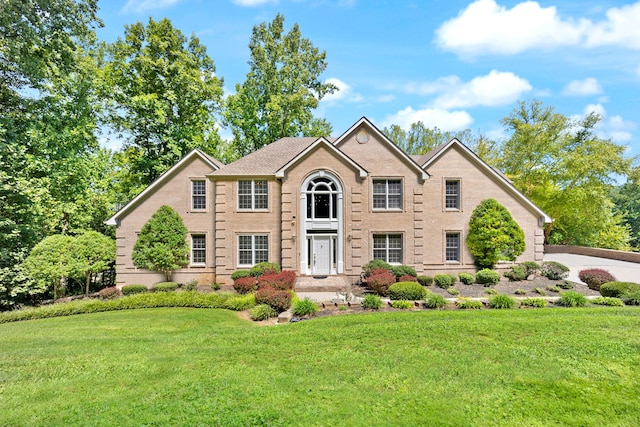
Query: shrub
[[434, 274, 454, 289], [533, 287, 547, 296], [520, 261, 540, 276], [579, 269, 616, 291], [592, 297, 625, 307], [255, 286, 292, 312], [398, 275, 418, 283], [558, 281, 574, 290], [541, 261, 569, 280], [423, 293, 448, 309], [417, 276, 433, 286], [249, 304, 277, 321], [458, 273, 475, 285], [600, 282, 640, 298], [291, 298, 319, 316], [224, 293, 256, 311], [514, 289, 527, 295], [122, 284, 147, 296], [489, 294, 515, 309], [545, 285, 561, 293], [231, 270, 252, 280], [557, 291, 588, 307], [391, 300, 413, 309], [365, 270, 396, 296], [153, 282, 178, 292], [391, 265, 417, 279], [233, 276, 257, 294], [504, 265, 527, 281], [520, 298, 547, 308], [362, 260, 392, 277], [99, 286, 120, 299], [249, 262, 281, 277], [389, 281, 427, 300], [447, 288, 460, 296], [476, 269, 500, 286], [182, 279, 198, 291], [622, 290, 640, 306], [456, 299, 483, 309], [485, 288, 497, 295], [361, 294, 383, 310], [257, 270, 296, 290]]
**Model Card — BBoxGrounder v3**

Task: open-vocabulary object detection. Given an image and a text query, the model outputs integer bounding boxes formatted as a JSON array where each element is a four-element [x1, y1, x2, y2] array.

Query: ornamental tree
[[73, 231, 115, 295], [466, 199, 525, 268], [132, 206, 188, 281]]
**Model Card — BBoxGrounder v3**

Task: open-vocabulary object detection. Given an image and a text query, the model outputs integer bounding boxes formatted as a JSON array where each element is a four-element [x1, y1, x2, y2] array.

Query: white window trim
[[372, 178, 403, 211], [444, 178, 461, 212], [237, 180, 269, 211], [444, 230, 462, 264], [237, 234, 269, 267], [372, 233, 403, 265], [190, 234, 207, 267], [191, 179, 207, 211]]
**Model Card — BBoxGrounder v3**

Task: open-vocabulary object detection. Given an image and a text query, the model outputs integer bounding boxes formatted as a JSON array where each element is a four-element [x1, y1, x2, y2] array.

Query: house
[[106, 117, 551, 288]]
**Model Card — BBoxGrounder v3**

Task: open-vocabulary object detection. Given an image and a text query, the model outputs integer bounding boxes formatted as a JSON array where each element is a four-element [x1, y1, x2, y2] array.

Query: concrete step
[[294, 275, 351, 293]]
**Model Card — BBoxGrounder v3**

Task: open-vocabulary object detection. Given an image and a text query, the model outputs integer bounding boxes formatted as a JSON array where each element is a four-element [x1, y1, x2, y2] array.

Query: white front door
[[312, 236, 331, 275]]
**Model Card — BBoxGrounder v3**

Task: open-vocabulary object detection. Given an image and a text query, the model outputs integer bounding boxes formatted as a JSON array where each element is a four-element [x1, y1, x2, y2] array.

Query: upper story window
[[373, 234, 402, 264], [306, 177, 338, 220], [191, 180, 206, 210], [238, 180, 268, 210], [445, 180, 460, 210], [373, 179, 402, 210], [191, 234, 206, 265]]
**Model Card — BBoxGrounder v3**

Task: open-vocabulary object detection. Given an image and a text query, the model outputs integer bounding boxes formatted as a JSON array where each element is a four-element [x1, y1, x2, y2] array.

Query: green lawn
[[1, 308, 639, 426]]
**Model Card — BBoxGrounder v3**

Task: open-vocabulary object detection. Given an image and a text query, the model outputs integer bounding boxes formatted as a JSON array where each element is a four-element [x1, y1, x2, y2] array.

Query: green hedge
[[600, 282, 640, 298], [153, 282, 178, 292], [389, 281, 427, 300], [122, 284, 147, 295]]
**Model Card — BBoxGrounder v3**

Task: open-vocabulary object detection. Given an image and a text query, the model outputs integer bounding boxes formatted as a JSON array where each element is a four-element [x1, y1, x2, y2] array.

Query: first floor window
[[238, 180, 268, 210], [238, 234, 268, 266], [445, 232, 460, 262], [373, 179, 402, 210], [191, 235, 206, 265], [373, 234, 402, 264]]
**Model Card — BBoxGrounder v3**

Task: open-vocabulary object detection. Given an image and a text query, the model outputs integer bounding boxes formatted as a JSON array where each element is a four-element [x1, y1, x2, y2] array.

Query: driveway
[[543, 252, 640, 285]]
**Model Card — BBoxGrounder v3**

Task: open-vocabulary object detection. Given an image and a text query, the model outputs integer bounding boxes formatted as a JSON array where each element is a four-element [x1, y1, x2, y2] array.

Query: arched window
[[306, 177, 338, 220]]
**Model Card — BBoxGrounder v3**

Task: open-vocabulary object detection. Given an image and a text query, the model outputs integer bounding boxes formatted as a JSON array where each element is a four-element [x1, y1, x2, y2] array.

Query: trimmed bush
[[391, 300, 413, 309], [255, 286, 292, 312], [592, 297, 625, 307], [622, 290, 640, 306], [249, 262, 280, 277], [389, 281, 427, 300], [456, 299, 483, 309], [231, 270, 252, 280], [458, 273, 475, 285], [122, 284, 147, 296], [489, 294, 515, 309], [541, 261, 569, 280], [153, 282, 178, 292], [99, 286, 120, 299], [223, 293, 256, 311], [579, 269, 616, 291], [520, 261, 540, 276], [558, 281, 574, 290], [504, 265, 527, 281], [391, 265, 417, 279], [417, 276, 433, 286], [249, 304, 276, 321], [233, 276, 257, 294], [434, 274, 454, 289], [398, 275, 418, 283], [361, 294, 383, 310], [600, 282, 640, 298], [520, 298, 547, 308], [447, 288, 460, 296], [557, 291, 588, 307], [365, 270, 396, 296], [292, 298, 319, 316], [423, 293, 448, 309], [362, 260, 392, 277], [476, 269, 500, 286], [257, 270, 296, 290]]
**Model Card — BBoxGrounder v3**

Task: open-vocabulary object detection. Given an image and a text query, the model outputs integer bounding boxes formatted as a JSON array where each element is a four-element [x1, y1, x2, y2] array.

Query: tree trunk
[[85, 271, 92, 296]]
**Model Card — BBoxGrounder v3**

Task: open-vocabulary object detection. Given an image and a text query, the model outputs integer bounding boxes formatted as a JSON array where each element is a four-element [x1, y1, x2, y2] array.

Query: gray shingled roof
[[414, 144, 444, 167], [210, 137, 335, 176]]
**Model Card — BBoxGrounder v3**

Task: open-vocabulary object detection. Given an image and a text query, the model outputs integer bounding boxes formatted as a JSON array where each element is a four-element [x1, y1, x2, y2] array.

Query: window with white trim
[[191, 180, 206, 210], [445, 180, 460, 210], [238, 234, 268, 266], [238, 180, 268, 210], [445, 232, 460, 262], [373, 179, 402, 210], [373, 234, 402, 264], [191, 234, 206, 265]]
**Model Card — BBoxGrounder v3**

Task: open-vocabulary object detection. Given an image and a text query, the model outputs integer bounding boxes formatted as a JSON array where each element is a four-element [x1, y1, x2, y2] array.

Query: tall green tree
[[224, 14, 336, 158], [74, 231, 115, 295], [499, 100, 632, 248], [132, 206, 189, 282], [102, 17, 224, 199], [612, 180, 640, 249]]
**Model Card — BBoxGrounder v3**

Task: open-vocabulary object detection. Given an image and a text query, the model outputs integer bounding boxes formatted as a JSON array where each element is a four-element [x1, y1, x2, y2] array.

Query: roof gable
[[105, 149, 221, 225]]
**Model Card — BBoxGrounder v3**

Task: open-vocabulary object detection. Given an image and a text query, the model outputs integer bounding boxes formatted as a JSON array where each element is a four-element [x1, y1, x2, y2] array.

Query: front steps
[[294, 275, 351, 293]]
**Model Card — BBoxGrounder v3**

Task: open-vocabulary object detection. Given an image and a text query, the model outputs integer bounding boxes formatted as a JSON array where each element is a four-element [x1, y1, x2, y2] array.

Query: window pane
[[238, 181, 252, 210], [254, 180, 268, 209], [255, 235, 268, 263], [192, 181, 206, 210], [191, 235, 206, 264], [446, 233, 460, 262], [372, 234, 402, 263], [314, 193, 330, 218], [445, 180, 460, 209], [373, 179, 402, 209]]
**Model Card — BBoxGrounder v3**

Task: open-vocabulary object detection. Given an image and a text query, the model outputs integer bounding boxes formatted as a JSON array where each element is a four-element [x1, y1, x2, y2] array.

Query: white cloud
[[576, 104, 636, 142], [584, 103, 606, 117], [232, 0, 277, 6], [562, 78, 603, 96], [381, 107, 473, 132], [435, 0, 640, 56], [321, 78, 364, 103], [122, 0, 182, 13]]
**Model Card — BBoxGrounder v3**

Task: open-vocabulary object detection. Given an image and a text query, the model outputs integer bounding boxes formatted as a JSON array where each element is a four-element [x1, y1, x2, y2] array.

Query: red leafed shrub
[[257, 270, 297, 290], [255, 286, 291, 312], [366, 270, 396, 296], [398, 275, 418, 283], [255, 286, 276, 304], [233, 276, 257, 294], [579, 269, 617, 291]]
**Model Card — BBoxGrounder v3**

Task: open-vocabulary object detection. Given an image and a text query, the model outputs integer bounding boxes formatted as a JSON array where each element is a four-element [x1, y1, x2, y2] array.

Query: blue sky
[[97, 0, 640, 157]]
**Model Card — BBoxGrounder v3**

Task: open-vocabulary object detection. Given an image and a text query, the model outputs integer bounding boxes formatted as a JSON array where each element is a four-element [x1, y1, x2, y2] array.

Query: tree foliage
[[466, 199, 525, 268], [73, 231, 115, 295], [102, 17, 224, 198], [612, 180, 640, 249], [132, 206, 189, 281], [224, 14, 336, 158]]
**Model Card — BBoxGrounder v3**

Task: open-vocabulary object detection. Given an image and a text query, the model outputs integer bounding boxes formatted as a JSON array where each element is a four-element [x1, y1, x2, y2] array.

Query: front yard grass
[[1, 308, 639, 426]]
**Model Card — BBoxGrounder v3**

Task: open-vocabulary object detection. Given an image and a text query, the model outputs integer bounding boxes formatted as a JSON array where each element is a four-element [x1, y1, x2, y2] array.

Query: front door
[[312, 236, 331, 275]]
